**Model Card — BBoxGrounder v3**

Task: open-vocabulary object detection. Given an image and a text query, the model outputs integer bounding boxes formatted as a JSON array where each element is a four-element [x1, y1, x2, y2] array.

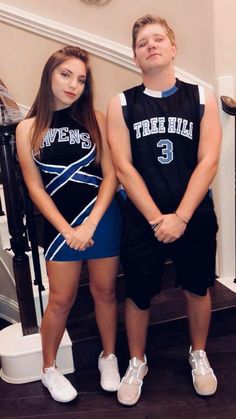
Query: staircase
[[0, 184, 48, 325], [1, 184, 236, 376], [66, 261, 236, 372]]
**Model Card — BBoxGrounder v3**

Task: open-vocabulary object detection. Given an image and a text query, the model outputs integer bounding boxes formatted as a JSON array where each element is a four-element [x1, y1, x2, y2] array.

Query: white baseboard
[[216, 277, 236, 294], [0, 296, 19, 324]]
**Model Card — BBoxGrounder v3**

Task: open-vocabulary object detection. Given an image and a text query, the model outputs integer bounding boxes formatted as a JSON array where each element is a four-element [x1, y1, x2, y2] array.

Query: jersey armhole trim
[[198, 85, 205, 120], [119, 92, 129, 127]]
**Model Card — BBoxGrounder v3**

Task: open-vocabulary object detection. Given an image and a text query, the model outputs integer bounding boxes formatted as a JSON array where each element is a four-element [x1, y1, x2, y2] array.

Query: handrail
[[16, 160, 45, 317], [221, 95, 236, 116], [22, 184, 45, 317], [0, 122, 41, 335]]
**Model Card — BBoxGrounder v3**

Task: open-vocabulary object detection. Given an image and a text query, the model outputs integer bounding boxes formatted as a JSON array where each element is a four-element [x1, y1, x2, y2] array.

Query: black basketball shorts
[[121, 210, 218, 310]]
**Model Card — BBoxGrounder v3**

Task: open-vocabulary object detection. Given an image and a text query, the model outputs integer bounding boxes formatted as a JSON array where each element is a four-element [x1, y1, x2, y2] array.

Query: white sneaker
[[189, 347, 217, 396], [117, 356, 148, 405], [98, 351, 120, 391], [42, 366, 77, 403]]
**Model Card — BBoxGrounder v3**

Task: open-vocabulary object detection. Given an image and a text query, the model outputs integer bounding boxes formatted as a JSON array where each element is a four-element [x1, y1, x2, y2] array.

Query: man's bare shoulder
[[108, 94, 121, 109]]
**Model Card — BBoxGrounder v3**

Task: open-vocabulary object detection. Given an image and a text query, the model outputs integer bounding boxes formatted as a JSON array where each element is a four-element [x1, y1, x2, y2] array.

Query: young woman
[[16, 45, 122, 403]]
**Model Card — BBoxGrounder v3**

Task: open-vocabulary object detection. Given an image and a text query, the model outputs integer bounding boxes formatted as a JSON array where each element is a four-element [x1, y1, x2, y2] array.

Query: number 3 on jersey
[[157, 139, 173, 164]]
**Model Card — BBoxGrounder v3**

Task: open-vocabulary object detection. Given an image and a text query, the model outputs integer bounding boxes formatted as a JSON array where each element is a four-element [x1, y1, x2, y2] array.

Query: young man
[[107, 15, 222, 405]]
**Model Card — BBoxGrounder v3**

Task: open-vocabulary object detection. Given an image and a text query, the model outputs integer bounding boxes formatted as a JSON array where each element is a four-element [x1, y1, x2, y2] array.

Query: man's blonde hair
[[132, 14, 176, 53]]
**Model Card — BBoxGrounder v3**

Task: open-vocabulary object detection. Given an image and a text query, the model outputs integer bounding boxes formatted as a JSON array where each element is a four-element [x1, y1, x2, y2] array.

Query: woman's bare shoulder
[[16, 116, 35, 135]]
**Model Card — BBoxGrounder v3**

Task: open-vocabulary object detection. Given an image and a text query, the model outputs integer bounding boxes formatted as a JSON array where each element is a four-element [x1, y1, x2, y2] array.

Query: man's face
[[134, 23, 176, 74]]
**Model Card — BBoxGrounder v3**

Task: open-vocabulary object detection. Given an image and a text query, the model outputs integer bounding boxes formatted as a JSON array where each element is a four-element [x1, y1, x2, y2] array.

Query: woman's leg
[[88, 256, 120, 392], [87, 256, 119, 355], [41, 260, 82, 369]]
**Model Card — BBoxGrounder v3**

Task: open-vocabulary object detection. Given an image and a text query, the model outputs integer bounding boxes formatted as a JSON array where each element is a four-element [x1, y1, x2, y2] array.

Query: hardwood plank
[[1, 279, 236, 419], [0, 335, 236, 418]]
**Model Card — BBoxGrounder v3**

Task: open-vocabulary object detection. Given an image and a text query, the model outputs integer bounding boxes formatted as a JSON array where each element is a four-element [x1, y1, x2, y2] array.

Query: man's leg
[[118, 216, 163, 405], [125, 298, 150, 360], [184, 289, 217, 396], [184, 289, 211, 351], [117, 297, 149, 406], [175, 212, 218, 396]]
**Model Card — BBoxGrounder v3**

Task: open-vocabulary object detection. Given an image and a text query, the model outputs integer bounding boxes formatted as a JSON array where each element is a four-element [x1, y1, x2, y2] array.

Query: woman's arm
[[16, 118, 73, 238], [16, 119, 94, 250]]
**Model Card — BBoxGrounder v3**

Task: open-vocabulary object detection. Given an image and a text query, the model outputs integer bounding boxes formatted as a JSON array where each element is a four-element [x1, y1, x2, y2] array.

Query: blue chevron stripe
[[34, 154, 101, 188], [46, 146, 96, 195], [33, 155, 64, 175], [72, 172, 101, 187]]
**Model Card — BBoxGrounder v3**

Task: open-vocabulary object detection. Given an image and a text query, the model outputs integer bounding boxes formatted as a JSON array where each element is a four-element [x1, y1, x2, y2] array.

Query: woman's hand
[[63, 221, 96, 251]]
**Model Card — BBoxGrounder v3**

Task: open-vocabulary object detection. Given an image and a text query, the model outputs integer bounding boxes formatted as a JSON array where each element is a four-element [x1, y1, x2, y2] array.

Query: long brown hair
[[28, 45, 102, 160]]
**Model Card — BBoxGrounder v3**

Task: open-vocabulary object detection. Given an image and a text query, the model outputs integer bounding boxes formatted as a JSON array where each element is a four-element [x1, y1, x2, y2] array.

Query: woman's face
[[51, 57, 87, 110]]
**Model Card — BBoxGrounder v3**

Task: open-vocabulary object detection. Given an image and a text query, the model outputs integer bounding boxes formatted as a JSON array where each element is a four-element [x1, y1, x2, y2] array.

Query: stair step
[[71, 304, 236, 372], [68, 260, 176, 328]]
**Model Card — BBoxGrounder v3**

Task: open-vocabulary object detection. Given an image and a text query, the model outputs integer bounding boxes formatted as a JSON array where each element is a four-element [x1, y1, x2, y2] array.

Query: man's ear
[[171, 44, 177, 60], [133, 54, 140, 68]]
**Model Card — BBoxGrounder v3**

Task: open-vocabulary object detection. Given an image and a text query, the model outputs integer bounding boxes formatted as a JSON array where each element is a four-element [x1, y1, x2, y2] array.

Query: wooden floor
[[0, 334, 236, 419], [1, 281, 236, 419]]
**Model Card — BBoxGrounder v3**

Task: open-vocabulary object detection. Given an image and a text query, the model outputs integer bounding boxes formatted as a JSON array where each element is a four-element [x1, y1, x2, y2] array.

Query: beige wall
[[214, 0, 236, 96], [0, 0, 235, 280], [2, 0, 216, 84], [1, 0, 235, 107], [0, 22, 141, 113]]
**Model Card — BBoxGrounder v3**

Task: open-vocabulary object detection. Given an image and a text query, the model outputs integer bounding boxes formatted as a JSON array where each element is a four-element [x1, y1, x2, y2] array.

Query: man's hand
[[150, 213, 187, 243]]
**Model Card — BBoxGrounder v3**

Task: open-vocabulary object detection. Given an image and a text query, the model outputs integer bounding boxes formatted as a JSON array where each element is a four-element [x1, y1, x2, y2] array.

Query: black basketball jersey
[[120, 78, 214, 215]]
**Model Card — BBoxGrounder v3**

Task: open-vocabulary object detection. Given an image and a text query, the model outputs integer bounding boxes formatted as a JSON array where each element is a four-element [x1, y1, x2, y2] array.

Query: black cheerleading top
[[33, 106, 122, 261], [119, 79, 214, 216]]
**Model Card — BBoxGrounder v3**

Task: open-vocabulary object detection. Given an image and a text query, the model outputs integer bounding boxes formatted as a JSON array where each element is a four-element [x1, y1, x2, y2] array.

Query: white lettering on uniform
[[158, 117, 165, 133], [42, 129, 57, 147], [181, 120, 193, 139], [168, 117, 176, 133], [42, 128, 92, 148], [58, 127, 69, 142], [133, 116, 193, 140], [69, 129, 80, 144], [80, 132, 92, 149], [133, 121, 142, 138], [142, 119, 151, 136], [150, 117, 158, 134]]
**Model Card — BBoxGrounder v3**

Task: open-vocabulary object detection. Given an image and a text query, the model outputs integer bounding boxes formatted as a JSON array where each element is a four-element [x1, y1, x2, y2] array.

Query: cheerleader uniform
[[34, 106, 122, 261]]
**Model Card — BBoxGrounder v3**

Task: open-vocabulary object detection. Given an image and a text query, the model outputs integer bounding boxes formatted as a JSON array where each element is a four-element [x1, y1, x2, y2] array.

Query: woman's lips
[[64, 91, 76, 97]]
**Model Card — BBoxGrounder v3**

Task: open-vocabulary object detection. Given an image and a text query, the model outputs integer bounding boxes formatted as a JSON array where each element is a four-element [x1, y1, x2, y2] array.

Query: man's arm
[[175, 88, 222, 222], [107, 94, 161, 223], [153, 88, 222, 243]]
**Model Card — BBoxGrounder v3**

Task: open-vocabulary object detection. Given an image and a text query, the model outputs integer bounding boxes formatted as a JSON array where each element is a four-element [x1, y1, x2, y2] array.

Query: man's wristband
[[175, 211, 188, 225]]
